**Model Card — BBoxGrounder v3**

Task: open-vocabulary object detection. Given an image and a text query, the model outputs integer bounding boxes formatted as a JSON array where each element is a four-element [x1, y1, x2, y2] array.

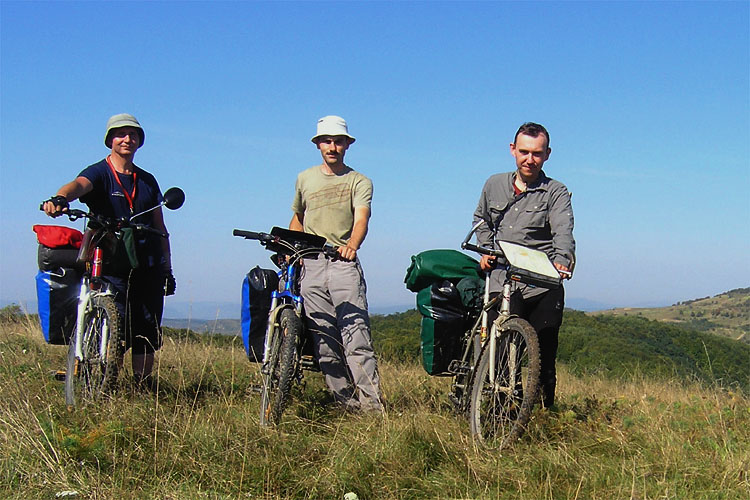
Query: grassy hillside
[[592, 287, 750, 343], [558, 310, 750, 391], [2, 311, 748, 499]]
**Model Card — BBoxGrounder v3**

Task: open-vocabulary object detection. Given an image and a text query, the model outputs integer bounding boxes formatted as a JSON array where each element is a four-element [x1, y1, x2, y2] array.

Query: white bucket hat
[[104, 113, 145, 148], [311, 115, 355, 144]]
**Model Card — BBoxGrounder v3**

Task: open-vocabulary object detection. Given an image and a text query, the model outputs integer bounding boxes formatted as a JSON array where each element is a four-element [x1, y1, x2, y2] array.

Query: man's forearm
[[347, 218, 368, 250]]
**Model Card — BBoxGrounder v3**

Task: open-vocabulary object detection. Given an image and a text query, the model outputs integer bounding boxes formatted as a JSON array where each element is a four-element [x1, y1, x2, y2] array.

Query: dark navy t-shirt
[[78, 159, 164, 267]]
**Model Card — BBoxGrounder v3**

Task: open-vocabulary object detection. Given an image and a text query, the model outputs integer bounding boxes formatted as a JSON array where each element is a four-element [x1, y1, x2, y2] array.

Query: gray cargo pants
[[300, 256, 383, 411]]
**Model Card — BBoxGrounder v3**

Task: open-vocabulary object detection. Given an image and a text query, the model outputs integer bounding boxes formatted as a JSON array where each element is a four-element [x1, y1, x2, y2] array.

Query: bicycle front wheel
[[259, 308, 301, 426], [469, 318, 541, 449], [65, 295, 123, 408]]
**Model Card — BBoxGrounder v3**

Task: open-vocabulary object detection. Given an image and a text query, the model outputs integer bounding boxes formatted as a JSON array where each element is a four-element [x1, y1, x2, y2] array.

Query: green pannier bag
[[406, 250, 485, 375], [416, 280, 468, 375], [404, 249, 481, 292]]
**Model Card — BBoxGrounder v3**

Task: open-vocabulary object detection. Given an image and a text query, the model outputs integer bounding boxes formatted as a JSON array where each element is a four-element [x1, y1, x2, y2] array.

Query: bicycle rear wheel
[[259, 308, 301, 426], [65, 295, 123, 408], [469, 317, 541, 449]]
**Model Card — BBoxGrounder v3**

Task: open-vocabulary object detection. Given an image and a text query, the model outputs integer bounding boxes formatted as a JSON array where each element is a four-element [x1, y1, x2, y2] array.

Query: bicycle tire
[[469, 317, 541, 449], [64, 295, 122, 408], [259, 308, 301, 426]]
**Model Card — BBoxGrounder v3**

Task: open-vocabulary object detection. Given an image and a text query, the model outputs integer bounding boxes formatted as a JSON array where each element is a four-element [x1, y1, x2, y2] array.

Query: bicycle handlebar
[[232, 229, 273, 242], [461, 220, 508, 265], [233, 227, 339, 259], [39, 207, 169, 237]]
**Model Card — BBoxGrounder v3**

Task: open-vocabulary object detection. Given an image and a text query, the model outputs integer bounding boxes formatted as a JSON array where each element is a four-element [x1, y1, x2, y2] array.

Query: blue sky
[[1, 1, 748, 318]]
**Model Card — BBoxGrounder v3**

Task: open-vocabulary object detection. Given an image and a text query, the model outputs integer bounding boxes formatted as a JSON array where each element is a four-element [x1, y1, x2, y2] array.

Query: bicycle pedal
[[53, 370, 66, 381], [300, 355, 319, 371], [250, 384, 262, 394]]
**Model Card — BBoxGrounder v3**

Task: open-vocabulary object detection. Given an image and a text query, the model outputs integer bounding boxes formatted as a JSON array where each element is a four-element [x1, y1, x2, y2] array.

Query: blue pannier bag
[[33, 224, 84, 345], [241, 266, 279, 362], [36, 267, 80, 344]]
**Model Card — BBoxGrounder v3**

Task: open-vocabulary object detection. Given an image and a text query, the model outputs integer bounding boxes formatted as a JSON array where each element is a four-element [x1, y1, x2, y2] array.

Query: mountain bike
[[42, 187, 185, 408], [449, 220, 565, 448], [233, 227, 337, 426]]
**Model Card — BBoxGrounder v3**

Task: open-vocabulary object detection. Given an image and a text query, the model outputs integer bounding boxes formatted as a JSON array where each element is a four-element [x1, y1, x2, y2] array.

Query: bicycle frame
[[71, 233, 117, 365], [261, 262, 303, 369], [453, 219, 552, 409]]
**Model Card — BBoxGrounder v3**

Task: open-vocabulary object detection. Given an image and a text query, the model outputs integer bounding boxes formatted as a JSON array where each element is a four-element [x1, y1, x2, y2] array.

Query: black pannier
[[36, 267, 80, 344], [241, 266, 279, 362]]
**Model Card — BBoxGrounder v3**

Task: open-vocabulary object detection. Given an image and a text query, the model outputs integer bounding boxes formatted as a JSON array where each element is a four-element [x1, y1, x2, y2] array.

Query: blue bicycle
[[233, 227, 337, 426]]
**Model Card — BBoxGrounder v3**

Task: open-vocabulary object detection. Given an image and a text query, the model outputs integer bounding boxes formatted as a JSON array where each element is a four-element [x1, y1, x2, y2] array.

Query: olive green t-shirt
[[291, 165, 373, 247]]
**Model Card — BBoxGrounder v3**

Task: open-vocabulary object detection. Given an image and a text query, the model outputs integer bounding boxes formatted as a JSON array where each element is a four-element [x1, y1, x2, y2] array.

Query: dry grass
[[1, 317, 748, 499]]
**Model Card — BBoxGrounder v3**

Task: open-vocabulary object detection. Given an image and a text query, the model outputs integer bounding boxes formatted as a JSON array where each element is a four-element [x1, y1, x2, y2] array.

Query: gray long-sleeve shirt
[[473, 170, 575, 295]]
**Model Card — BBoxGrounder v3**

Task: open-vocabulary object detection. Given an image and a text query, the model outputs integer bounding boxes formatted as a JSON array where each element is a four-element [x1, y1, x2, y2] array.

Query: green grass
[[1, 314, 749, 499]]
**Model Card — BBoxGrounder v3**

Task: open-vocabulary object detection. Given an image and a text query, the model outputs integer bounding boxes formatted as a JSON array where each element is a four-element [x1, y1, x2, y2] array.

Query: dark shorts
[[106, 269, 165, 354]]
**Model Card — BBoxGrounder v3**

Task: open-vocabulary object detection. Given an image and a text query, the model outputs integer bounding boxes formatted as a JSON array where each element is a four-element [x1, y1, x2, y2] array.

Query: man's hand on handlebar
[[41, 196, 69, 217], [337, 244, 358, 261], [479, 254, 496, 271], [554, 262, 572, 280]]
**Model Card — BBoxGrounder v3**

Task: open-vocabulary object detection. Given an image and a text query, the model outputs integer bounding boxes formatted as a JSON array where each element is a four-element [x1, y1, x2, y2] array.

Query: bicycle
[[447, 220, 566, 449], [41, 187, 185, 408], [233, 226, 337, 426]]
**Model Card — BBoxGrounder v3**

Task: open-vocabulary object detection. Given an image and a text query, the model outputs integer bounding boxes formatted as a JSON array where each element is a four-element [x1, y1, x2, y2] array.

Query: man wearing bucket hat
[[42, 113, 175, 388], [472, 122, 575, 409], [289, 115, 383, 412]]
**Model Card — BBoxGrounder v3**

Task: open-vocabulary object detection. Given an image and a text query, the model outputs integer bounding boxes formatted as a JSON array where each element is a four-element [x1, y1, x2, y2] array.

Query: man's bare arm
[[339, 206, 370, 261], [289, 213, 304, 232], [42, 176, 93, 216]]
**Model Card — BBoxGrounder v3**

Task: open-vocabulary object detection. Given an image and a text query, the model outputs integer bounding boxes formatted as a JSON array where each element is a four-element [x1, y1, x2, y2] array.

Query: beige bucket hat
[[311, 115, 355, 144], [104, 113, 145, 148]]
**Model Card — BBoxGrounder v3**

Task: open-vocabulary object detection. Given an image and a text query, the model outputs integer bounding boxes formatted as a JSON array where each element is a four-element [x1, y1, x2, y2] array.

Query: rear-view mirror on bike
[[163, 187, 185, 210]]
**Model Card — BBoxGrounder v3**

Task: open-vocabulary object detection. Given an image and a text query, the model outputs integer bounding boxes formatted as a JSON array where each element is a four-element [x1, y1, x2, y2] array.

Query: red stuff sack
[[33, 225, 83, 249]]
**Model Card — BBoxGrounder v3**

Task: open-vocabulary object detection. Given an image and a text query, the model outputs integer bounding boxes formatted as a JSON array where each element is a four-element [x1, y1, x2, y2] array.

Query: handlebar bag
[[35, 268, 80, 344], [404, 249, 481, 292], [241, 266, 280, 361]]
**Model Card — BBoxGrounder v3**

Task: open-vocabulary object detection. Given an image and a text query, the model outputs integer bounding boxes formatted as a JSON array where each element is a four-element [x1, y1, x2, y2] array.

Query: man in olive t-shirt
[[289, 116, 383, 412]]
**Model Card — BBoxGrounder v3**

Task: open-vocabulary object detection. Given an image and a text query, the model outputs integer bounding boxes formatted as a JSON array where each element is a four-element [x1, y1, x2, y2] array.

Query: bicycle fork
[[260, 296, 280, 375], [72, 277, 113, 368], [488, 281, 514, 391]]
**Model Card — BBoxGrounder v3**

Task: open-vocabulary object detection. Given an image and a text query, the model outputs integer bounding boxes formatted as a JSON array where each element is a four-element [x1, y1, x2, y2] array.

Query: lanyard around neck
[[106, 155, 137, 212]]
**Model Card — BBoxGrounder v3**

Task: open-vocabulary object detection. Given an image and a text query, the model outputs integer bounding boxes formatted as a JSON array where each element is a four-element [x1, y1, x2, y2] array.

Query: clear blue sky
[[2, 1, 748, 318]]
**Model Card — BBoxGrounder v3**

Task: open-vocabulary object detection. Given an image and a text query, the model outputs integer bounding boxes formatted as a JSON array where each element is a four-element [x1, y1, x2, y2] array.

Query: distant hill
[[163, 318, 240, 335], [369, 298, 750, 391], [590, 287, 750, 343], [558, 310, 749, 390]]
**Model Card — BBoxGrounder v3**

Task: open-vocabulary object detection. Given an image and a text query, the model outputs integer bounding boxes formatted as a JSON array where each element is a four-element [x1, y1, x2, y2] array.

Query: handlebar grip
[[233, 229, 269, 241], [322, 244, 339, 258], [462, 242, 499, 256], [461, 242, 509, 267], [133, 224, 168, 238]]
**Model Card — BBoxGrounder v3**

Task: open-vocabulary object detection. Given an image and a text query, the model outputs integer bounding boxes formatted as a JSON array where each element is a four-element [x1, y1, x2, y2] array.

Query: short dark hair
[[514, 122, 550, 148]]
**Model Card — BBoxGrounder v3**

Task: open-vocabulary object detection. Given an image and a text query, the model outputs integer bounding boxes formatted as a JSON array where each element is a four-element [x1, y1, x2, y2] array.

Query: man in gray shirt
[[473, 122, 575, 408]]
